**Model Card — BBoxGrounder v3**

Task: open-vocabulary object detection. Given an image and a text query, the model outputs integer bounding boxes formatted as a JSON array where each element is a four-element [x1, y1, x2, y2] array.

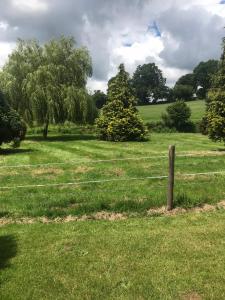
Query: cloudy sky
[[0, 0, 225, 92]]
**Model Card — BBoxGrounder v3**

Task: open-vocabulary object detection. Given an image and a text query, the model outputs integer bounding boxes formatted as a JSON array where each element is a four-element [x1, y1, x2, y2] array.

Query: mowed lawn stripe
[[0, 211, 225, 299]]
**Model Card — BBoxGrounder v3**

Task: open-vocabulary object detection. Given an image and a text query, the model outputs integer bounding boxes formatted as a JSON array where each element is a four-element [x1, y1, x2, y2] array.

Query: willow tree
[[96, 64, 147, 141], [206, 38, 225, 143], [0, 36, 96, 138], [0, 39, 42, 123]]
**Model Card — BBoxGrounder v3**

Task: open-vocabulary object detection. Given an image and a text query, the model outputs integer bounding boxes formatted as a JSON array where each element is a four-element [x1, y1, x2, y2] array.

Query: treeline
[[0, 35, 224, 145], [93, 60, 219, 108]]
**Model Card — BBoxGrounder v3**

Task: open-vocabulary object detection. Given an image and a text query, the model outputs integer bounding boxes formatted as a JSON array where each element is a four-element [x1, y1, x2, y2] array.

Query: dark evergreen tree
[[0, 91, 26, 147]]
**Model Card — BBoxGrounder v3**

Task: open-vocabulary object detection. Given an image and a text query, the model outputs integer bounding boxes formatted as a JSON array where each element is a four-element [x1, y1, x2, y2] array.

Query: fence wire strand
[[0, 171, 224, 191]]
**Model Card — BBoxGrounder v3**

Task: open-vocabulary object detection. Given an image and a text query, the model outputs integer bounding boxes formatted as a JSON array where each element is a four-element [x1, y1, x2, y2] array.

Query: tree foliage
[[206, 39, 225, 143], [92, 90, 107, 109], [193, 60, 219, 98], [175, 60, 219, 100], [173, 84, 194, 101], [132, 63, 167, 105], [162, 100, 194, 132], [176, 73, 195, 87], [96, 64, 147, 141], [0, 91, 26, 147], [0, 36, 96, 137]]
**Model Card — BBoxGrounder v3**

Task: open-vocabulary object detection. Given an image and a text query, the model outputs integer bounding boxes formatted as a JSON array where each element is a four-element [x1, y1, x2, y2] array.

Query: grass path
[[1, 210, 225, 299]]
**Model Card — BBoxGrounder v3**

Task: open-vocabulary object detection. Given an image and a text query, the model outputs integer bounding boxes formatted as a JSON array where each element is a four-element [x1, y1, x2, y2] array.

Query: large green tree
[[0, 37, 96, 138], [0, 39, 42, 122], [175, 60, 219, 100], [206, 39, 225, 143], [132, 63, 167, 105], [96, 64, 146, 141], [173, 84, 194, 101], [193, 60, 219, 98], [0, 91, 26, 147], [175, 73, 195, 87]]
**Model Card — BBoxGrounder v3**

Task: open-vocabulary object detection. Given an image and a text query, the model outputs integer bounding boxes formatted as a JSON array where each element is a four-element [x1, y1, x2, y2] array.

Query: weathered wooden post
[[167, 145, 175, 211]]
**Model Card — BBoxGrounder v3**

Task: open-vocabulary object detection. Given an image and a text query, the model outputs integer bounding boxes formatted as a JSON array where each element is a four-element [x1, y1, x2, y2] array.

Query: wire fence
[[0, 147, 225, 215]]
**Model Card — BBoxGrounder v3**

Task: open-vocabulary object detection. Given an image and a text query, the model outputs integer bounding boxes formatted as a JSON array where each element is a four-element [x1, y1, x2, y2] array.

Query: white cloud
[[12, 0, 48, 12], [87, 78, 107, 93], [0, 0, 224, 92], [0, 42, 15, 68], [112, 34, 163, 70], [0, 21, 9, 31]]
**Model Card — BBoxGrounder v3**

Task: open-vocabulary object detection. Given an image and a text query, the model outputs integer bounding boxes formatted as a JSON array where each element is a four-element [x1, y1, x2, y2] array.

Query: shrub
[[0, 91, 26, 147], [162, 100, 195, 132], [96, 64, 147, 141]]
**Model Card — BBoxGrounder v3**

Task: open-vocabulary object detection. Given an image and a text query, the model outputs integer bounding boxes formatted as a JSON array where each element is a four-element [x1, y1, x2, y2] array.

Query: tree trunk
[[43, 119, 49, 139]]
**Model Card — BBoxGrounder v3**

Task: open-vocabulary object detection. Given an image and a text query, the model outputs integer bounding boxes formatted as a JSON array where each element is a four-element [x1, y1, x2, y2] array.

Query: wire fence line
[[0, 152, 225, 169], [0, 170, 224, 191]]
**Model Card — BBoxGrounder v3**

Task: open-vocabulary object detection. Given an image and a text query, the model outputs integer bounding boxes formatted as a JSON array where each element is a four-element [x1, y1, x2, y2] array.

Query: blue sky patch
[[220, 0, 225, 4], [148, 21, 161, 37], [123, 42, 133, 47]]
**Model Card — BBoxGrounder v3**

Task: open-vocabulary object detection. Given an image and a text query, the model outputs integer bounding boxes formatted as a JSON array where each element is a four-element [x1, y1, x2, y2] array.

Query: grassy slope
[[0, 130, 224, 217], [1, 211, 225, 299], [138, 100, 206, 123]]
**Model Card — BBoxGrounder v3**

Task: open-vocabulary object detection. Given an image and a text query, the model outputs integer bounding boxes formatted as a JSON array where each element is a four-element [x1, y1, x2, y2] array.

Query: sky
[[0, 0, 225, 92]]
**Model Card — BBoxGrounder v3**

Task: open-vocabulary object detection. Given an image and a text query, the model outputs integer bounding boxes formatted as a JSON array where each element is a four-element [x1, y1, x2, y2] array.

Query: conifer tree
[[206, 38, 225, 143], [96, 64, 147, 141]]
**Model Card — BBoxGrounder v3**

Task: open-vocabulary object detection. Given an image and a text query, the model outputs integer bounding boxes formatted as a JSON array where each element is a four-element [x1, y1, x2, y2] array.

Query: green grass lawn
[[1, 210, 225, 299], [0, 129, 224, 218], [138, 100, 206, 123]]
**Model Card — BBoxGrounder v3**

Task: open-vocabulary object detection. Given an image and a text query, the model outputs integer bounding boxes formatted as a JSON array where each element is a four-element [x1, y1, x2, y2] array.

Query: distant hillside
[[138, 100, 205, 123]]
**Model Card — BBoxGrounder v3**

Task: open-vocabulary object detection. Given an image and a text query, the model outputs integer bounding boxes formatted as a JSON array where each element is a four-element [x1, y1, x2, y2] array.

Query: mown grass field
[[0, 127, 225, 299], [138, 100, 206, 123], [0, 128, 224, 218], [1, 211, 225, 299]]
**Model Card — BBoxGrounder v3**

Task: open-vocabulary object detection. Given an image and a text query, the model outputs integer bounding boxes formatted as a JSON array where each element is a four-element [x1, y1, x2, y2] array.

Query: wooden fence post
[[167, 145, 175, 211]]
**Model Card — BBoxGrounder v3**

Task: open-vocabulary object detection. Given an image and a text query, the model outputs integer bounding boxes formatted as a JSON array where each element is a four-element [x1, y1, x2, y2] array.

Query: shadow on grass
[[27, 134, 97, 142], [215, 148, 225, 152], [0, 235, 17, 270], [0, 148, 34, 156]]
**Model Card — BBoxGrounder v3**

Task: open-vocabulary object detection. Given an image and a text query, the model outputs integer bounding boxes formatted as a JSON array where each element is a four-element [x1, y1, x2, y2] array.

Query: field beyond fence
[[0, 129, 224, 219]]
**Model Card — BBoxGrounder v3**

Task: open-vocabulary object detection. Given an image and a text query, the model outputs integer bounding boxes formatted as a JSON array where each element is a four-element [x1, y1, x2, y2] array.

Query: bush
[[96, 64, 147, 141], [0, 91, 26, 147], [162, 100, 195, 132]]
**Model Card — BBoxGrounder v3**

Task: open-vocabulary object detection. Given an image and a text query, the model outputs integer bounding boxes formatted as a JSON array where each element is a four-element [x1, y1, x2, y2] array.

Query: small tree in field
[[206, 38, 225, 143], [0, 91, 26, 147], [96, 64, 147, 141], [162, 100, 194, 132]]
